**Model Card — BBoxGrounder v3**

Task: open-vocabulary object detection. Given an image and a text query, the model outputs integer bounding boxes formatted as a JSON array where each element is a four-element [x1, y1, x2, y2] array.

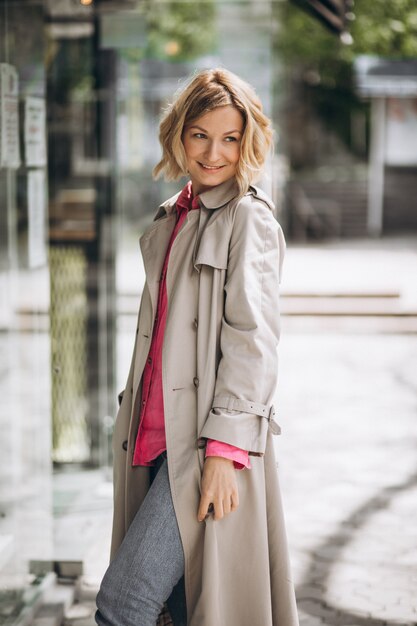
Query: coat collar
[[199, 177, 240, 209], [156, 177, 240, 219]]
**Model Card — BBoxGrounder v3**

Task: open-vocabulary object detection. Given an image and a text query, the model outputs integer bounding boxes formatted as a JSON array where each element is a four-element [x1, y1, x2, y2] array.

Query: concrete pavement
[[278, 332, 417, 626]]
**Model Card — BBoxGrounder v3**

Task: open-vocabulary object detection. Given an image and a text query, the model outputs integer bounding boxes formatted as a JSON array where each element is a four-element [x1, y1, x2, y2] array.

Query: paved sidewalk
[[278, 332, 417, 626], [56, 236, 417, 626]]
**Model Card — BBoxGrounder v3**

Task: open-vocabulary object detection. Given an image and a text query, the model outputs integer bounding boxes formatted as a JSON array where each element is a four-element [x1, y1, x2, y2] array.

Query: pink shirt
[[132, 181, 250, 469]]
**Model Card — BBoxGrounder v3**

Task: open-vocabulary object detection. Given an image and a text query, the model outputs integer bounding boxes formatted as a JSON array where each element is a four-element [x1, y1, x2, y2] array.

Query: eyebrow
[[189, 125, 242, 135]]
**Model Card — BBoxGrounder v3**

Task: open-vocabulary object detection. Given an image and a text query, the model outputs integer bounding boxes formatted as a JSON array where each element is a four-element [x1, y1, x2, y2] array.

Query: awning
[[290, 0, 352, 35]]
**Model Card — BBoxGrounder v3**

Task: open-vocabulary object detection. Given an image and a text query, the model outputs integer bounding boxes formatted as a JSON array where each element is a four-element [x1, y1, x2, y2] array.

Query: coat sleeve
[[199, 197, 285, 455]]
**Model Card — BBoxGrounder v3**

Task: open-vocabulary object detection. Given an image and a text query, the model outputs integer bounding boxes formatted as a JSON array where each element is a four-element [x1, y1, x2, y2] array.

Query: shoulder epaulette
[[247, 185, 275, 212]]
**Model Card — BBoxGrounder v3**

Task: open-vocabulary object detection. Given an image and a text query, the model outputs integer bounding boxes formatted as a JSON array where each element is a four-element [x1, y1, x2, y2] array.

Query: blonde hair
[[152, 68, 274, 197]]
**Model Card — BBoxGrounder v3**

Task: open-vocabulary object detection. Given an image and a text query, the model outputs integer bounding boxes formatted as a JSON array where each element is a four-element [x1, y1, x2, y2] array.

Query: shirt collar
[[176, 180, 200, 214]]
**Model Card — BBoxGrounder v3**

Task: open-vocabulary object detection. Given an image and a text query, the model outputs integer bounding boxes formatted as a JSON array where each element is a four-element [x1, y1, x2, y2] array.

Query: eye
[[225, 136, 238, 142], [193, 132, 206, 139]]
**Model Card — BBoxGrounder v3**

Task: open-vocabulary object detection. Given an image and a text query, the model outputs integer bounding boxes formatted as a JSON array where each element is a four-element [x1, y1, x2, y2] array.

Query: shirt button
[[193, 318, 198, 328], [142, 399, 146, 406], [193, 377, 199, 388], [147, 357, 152, 365], [122, 440, 128, 451]]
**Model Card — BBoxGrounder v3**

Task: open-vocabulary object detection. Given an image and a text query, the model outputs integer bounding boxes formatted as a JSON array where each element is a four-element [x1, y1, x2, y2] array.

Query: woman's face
[[182, 105, 244, 196]]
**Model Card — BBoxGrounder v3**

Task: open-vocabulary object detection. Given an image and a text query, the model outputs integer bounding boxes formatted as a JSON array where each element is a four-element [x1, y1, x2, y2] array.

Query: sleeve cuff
[[205, 439, 251, 470]]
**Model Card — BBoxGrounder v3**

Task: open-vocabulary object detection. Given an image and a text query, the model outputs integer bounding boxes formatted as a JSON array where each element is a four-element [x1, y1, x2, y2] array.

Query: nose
[[204, 140, 221, 163]]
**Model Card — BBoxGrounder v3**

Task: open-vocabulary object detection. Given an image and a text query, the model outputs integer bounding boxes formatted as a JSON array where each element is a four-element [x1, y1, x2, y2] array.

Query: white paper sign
[[385, 98, 417, 166], [28, 169, 47, 268], [25, 96, 47, 167], [0, 63, 21, 169]]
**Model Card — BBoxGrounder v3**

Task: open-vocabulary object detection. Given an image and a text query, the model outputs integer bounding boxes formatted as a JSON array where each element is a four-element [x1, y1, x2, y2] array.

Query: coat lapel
[[139, 213, 176, 322]]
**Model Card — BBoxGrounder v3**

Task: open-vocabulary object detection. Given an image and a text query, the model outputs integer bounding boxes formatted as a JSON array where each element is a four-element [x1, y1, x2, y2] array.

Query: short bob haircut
[[153, 68, 274, 197]]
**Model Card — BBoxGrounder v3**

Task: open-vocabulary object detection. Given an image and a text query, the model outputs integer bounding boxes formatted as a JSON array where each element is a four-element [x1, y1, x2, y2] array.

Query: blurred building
[[278, 1, 417, 241], [355, 56, 417, 236]]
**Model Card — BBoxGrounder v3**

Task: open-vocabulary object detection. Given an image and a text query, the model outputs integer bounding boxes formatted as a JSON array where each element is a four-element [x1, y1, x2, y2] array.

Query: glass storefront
[[0, 1, 53, 610]]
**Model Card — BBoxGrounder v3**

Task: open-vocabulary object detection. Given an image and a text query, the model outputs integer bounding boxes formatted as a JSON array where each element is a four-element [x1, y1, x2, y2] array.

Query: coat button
[[122, 440, 128, 451], [193, 377, 199, 388]]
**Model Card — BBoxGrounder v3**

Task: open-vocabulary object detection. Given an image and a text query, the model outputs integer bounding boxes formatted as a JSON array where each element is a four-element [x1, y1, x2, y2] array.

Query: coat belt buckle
[[267, 405, 281, 435]]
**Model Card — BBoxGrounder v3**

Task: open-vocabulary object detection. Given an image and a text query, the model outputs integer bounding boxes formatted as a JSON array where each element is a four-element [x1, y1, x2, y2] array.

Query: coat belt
[[211, 396, 281, 435]]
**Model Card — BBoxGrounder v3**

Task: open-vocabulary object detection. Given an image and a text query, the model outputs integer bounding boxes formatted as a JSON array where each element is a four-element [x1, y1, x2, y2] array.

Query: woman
[[95, 68, 299, 626]]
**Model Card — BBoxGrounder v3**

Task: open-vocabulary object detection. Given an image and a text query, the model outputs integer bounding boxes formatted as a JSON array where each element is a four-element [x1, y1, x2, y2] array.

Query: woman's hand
[[197, 456, 239, 522]]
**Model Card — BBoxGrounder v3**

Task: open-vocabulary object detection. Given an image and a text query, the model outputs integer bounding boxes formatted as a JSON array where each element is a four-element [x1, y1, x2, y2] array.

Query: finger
[[213, 497, 224, 521], [231, 490, 239, 512], [223, 496, 232, 517], [197, 494, 211, 522]]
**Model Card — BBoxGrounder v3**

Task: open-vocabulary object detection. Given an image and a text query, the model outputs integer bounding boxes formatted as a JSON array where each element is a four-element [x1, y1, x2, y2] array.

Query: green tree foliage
[[352, 0, 417, 57], [276, 0, 417, 66], [274, 2, 359, 155], [143, 0, 216, 62], [275, 1, 346, 70]]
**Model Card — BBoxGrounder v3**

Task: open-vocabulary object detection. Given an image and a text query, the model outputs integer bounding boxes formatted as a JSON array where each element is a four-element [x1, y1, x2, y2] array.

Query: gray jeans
[[95, 456, 187, 626]]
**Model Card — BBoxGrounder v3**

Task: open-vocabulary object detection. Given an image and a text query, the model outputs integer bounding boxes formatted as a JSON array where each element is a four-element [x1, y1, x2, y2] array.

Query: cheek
[[182, 137, 194, 160], [230, 145, 241, 165]]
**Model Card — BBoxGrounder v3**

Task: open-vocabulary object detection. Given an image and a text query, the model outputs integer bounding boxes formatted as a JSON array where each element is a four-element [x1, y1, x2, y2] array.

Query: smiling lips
[[198, 162, 226, 171]]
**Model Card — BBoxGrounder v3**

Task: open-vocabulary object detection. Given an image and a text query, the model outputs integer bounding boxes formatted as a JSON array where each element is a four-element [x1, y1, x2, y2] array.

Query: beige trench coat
[[111, 177, 299, 626]]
